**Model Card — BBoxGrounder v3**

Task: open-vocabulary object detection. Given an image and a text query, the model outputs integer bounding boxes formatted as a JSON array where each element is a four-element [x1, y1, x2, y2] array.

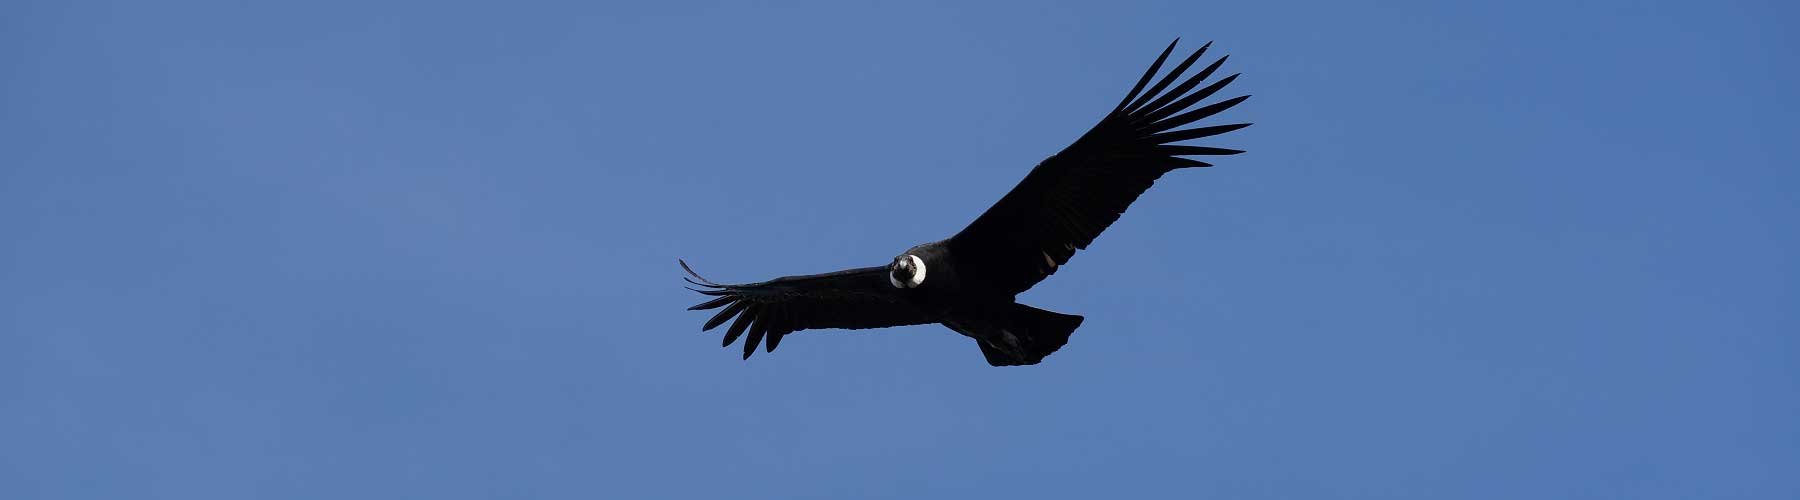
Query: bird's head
[[889, 254, 927, 289]]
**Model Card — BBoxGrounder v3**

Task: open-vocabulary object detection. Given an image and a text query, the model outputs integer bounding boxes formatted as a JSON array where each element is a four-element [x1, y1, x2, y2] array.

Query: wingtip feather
[[702, 301, 747, 331], [740, 311, 770, 359], [722, 307, 756, 347], [1111, 39, 1181, 115], [677, 259, 722, 287]]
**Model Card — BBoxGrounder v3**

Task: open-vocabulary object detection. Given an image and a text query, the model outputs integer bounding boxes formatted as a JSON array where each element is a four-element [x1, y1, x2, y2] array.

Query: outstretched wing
[[681, 260, 934, 359], [949, 39, 1251, 296]]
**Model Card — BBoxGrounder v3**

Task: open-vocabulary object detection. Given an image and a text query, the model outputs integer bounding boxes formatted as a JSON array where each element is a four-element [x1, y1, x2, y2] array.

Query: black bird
[[683, 39, 1250, 366]]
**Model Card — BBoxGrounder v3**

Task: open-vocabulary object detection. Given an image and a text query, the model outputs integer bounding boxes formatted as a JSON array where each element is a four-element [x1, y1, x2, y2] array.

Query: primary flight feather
[[683, 39, 1250, 366]]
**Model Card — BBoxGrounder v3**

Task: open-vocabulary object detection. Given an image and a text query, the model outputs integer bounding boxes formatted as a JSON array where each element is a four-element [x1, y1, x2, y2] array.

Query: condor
[[683, 39, 1250, 366]]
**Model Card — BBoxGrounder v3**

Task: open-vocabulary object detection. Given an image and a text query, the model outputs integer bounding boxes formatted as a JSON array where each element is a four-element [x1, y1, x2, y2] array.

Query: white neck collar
[[889, 254, 927, 288]]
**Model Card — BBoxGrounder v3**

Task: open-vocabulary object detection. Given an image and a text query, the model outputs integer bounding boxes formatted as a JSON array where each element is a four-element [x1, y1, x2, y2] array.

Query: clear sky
[[4, 1, 1796, 498]]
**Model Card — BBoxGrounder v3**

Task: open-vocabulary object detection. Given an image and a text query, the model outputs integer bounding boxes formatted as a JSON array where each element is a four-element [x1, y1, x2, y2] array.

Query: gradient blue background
[[5, 1, 1796, 498]]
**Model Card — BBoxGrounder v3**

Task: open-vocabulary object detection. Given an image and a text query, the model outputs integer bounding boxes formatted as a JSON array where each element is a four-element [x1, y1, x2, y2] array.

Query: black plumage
[[683, 39, 1251, 366]]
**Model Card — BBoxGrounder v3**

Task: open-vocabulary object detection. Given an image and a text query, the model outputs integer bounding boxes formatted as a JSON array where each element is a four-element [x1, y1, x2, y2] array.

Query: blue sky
[[4, 1, 1796, 498]]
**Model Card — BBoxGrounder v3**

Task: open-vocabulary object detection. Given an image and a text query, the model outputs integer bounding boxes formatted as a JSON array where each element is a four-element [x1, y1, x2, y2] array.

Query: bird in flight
[[682, 39, 1250, 366]]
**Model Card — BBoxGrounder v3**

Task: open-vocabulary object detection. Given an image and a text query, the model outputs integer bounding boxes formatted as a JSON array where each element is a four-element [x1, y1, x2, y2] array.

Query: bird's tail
[[974, 303, 1084, 366]]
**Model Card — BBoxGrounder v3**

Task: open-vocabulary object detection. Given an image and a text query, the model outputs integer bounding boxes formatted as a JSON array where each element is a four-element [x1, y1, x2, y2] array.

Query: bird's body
[[683, 39, 1250, 366], [890, 240, 1087, 365]]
